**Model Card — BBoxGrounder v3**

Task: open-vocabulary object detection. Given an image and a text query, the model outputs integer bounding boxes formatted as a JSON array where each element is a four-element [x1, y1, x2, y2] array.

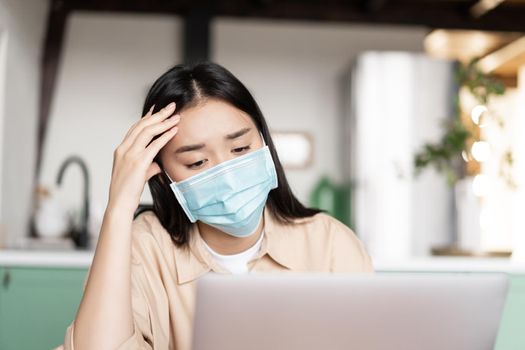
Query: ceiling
[[424, 30, 522, 63], [55, 0, 525, 32]]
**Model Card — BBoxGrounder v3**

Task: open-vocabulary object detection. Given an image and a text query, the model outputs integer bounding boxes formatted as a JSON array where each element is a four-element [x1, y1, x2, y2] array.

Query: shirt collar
[[174, 205, 308, 285]]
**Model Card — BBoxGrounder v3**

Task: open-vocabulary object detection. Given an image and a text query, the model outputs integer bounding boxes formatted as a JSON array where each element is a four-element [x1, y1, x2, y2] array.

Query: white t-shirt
[[202, 231, 264, 274]]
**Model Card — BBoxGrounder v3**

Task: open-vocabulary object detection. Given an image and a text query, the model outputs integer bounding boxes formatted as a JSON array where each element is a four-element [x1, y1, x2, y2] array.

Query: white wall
[[0, 0, 48, 247], [39, 12, 183, 236], [212, 18, 427, 202], [0, 30, 7, 228]]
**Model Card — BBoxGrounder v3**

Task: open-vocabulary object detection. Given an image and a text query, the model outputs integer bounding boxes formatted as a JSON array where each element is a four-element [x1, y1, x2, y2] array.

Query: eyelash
[[187, 160, 206, 170], [232, 145, 251, 154], [185, 145, 251, 169]]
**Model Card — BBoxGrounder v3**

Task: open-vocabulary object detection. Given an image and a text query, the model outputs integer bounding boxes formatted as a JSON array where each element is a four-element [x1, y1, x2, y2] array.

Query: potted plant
[[414, 58, 513, 254]]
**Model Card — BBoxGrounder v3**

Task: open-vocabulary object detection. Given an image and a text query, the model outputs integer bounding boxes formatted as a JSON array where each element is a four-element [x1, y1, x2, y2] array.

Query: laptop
[[191, 273, 509, 350]]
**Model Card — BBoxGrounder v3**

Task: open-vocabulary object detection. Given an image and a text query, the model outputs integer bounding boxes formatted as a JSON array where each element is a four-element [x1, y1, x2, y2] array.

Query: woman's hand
[[71, 105, 179, 350], [107, 102, 180, 214]]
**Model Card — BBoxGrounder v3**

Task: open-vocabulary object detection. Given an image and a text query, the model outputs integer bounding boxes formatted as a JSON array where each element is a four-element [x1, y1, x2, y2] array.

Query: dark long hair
[[136, 61, 321, 248]]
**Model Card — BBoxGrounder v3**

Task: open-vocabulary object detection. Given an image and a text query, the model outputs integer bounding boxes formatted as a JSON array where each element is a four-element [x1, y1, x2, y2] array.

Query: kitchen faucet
[[56, 155, 90, 249]]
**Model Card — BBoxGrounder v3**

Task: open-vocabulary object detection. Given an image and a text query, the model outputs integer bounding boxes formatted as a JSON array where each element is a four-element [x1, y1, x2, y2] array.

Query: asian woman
[[57, 61, 373, 350]]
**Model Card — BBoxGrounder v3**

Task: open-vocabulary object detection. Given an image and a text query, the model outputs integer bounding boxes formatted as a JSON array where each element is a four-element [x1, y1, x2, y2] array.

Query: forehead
[[170, 99, 256, 146]]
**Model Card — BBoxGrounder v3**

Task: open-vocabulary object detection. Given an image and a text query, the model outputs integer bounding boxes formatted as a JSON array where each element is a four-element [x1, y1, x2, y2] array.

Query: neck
[[198, 217, 264, 255]]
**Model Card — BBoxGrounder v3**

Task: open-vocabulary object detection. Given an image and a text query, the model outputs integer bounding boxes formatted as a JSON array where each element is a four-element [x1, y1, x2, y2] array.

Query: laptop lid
[[192, 273, 509, 350]]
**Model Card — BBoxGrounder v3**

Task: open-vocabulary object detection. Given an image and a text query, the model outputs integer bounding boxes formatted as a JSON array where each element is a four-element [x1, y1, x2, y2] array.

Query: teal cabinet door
[[495, 275, 525, 350], [0, 267, 87, 350]]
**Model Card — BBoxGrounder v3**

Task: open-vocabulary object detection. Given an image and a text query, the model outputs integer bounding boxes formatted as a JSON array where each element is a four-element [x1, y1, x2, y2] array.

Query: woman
[[58, 62, 373, 350]]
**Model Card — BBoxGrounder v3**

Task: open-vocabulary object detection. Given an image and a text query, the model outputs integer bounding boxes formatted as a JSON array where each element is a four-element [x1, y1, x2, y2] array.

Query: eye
[[186, 159, 207, 169], [232, 145, 251, 154]]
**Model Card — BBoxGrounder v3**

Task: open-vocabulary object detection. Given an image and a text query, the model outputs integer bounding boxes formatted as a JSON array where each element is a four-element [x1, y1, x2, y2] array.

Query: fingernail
[[173, 114, 181, 121], [166, 102, 175, 110]]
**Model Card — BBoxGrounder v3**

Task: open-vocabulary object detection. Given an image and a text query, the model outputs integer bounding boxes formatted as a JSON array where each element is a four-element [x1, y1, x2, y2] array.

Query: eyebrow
[[174, 128, 252, 154], [174, 143, 205, 154], [225, 127, 252, 140]]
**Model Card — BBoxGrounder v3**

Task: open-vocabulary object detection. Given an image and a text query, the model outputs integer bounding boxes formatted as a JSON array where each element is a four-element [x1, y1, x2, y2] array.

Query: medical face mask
[[165, 141, 278, 238]]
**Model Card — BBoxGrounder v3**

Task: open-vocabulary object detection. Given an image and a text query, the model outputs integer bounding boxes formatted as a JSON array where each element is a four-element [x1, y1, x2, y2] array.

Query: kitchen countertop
[[1, 249, 525, 273], [373, 257, 525, 274], [0, 249, 94, 268]]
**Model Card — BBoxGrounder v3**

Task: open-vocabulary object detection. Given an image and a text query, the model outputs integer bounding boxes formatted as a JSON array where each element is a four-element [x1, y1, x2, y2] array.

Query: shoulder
[[310, 213, 362, 249], [131, 210, 165, 242], [319, 214, 373, 272], [287, 211, 357, 243], [284, 212, 373, 273], [130, 210, 174, 265]]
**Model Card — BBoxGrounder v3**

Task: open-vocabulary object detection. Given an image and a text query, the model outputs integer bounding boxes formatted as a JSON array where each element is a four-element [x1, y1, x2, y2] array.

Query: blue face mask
[[165, 142, 278, 238]]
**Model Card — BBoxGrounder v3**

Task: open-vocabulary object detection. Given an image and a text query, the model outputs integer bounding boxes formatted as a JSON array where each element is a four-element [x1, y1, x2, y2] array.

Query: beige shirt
[[58, 206, 373, 350]]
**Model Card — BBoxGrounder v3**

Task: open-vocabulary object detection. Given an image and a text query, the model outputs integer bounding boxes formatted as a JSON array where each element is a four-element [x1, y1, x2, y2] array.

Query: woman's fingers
[[144, 125, 179, 163], [123, 105, 154, 140], [122, 102, 177, 149], [130, 114, 180, 153]]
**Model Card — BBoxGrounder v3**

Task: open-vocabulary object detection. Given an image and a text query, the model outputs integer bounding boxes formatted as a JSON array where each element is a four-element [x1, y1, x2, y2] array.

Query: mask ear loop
[[260, 131, 267, 147], [163, 167, 196, 222], [165, 171, 174, 184]]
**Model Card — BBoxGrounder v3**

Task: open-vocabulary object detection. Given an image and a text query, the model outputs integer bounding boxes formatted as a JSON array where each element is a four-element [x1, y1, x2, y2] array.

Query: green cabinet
[[0, 267, 87, 350], [0, 266, 523, 349], [495, 275, 525, 350]]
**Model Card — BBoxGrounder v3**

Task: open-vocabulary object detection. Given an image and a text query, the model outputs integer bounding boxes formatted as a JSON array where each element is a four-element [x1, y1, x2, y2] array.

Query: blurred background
[[1, 0, 525, 257], [2, 1, 525, 347]]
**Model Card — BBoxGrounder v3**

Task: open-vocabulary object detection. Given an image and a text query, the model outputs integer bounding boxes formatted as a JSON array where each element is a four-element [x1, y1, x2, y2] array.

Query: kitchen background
[[2, 0, 525, 349], [6, 4, 525, 259], [0, 0, 525, 259]]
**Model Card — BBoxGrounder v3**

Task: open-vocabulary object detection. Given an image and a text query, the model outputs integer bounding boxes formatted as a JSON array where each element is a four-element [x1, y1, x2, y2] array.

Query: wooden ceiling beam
[[470, 0, 506, 18], [58, 0, 525, 32], [478, 35, 525, 77], [184, 5, 212, 63]]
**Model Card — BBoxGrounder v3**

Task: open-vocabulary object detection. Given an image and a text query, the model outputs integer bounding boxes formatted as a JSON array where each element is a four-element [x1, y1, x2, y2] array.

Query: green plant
[[414, 58, 512, 187], [414, 119, 470, 185], [457, 58, 505, 105]]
